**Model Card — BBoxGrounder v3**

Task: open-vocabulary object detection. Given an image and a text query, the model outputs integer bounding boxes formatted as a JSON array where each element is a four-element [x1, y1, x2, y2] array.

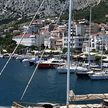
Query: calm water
[[0, 58, 108, 106]]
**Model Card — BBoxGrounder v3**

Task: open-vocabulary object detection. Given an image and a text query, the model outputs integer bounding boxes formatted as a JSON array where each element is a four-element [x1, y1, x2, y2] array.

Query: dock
[[69, 92, 108, 101]]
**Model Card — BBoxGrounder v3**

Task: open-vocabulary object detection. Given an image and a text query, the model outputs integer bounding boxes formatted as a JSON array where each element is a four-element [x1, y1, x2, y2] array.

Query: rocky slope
[[0, 0, 102, 19]]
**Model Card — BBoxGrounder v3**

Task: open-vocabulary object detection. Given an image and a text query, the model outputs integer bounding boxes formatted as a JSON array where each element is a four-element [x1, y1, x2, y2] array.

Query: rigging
[[0, 0, 45, 77], [20, 0, 68, 100]]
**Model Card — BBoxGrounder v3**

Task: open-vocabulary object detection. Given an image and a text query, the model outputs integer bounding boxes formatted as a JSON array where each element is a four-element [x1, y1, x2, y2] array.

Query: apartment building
[[64, 22, 89, 52], [13, 33, 44, 47]]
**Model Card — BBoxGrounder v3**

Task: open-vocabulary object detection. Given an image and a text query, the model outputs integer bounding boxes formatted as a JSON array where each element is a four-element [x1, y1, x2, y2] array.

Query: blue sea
[[0, 58, 108, 107]]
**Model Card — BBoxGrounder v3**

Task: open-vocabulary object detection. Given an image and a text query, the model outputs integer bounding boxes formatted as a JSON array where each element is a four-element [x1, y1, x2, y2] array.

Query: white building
[[90, 33, 108, 51], [64, 22, 88, 52], [83, 33, 108, 52], [13, 34, 44, 47], [44, 36, 56, 49]]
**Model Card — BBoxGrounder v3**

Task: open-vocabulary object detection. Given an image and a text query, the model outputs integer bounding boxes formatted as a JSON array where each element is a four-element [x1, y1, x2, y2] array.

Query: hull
[[57, 66, 76, 74], [38, 63, 55, 69], [29, 61, 35, 66], [76, 70, 93, 79], [76, 73, 90, 79], [36, 58, 65, 69], [89, 75, 108, 80], [57, 69, 75, 74]]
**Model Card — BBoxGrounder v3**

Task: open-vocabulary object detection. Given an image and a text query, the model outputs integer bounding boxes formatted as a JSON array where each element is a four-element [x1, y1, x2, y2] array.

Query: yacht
[[37, 58, 65, 69], [76, 69, 93, 79], [29, 57, 40, 66], [89, 70, 108, 80], [56, 65, 77, 74], [57, 65, 88, 74]]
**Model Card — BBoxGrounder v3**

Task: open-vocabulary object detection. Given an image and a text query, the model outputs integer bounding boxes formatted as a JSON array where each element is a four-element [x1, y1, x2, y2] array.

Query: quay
[[69, 92, 108, 101]]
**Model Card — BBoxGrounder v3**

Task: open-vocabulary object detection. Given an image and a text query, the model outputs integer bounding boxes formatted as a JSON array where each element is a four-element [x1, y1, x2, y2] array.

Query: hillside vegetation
[[75, 1, 108, 23]]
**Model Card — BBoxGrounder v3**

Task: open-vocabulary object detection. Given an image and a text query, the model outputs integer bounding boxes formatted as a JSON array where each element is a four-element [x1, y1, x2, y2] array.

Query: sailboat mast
[[88, 6, 92, 69], [66, 0, 73, 107], [101, 27, 105, 70]]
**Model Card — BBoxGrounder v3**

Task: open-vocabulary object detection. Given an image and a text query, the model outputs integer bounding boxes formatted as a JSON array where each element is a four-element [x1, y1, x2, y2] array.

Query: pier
[[70, 93, 108, 101], [69, 90, 108, 101]]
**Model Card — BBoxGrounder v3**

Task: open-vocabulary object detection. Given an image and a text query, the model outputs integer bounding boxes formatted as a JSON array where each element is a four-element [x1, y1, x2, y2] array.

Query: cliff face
[[0, 0, 66, 18], [0, 0, 102, 19]]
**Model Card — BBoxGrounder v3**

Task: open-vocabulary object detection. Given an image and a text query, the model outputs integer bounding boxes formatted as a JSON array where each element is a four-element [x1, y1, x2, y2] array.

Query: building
[[13, 33, 44, 47], [64, 22, 89, 52], [90, 33, 108, 51], [44, 36, 56, 49], [23, 25, 38, 34], [82, 32, 108, 53], [50, 25, 67, 50]]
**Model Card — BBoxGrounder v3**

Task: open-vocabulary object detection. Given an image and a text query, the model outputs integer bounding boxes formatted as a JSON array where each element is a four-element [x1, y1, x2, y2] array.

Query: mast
[[101, 27, 105, 70], [88, 6, 92, 69], [66, 0, 73, 107]]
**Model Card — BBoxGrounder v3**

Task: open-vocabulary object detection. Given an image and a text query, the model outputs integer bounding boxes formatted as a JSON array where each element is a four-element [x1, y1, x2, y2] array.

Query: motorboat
[[56, 65, 77, 74], [37, 58, 65, 69], [89, 70, 108, 80], [29, 57, 40, 66], [57, 65, 89, 74], [76, 69, 93, 79]]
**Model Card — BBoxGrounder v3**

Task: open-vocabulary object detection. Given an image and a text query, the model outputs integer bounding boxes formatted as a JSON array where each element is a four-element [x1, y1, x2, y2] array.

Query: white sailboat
[[89, 71, 108, 80], [11, 0, 104, 107], [75, 6, 94, 78], [89, 27, 108, 80], [56, 64, 89, 74]]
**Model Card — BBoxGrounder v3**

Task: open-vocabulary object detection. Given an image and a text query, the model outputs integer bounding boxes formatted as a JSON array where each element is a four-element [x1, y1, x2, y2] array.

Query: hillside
[[0, 0, 100, 20], [0, 0, 107, 24], [75, 0, 108, 23]]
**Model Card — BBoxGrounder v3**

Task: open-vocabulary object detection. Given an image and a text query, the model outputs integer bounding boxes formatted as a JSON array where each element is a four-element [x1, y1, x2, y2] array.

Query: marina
[[1, 58, 108, 107], [0, 0, 108, 107]]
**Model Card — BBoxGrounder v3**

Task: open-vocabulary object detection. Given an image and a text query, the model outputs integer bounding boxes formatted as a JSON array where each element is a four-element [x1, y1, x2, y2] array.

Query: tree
[[62, 47, 67, 54], [105, 50, 108, 54]]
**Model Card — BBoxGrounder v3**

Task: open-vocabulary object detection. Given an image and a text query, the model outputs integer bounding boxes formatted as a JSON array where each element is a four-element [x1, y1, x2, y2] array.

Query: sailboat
[[12, 0, 107, 108], [75, 6, 94, 79], [89, 27, 108, 80]]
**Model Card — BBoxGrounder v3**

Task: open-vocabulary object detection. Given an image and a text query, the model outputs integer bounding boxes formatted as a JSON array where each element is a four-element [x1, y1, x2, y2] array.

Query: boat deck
[[60, 104, 102, 108], [12, 102, 103, 108]]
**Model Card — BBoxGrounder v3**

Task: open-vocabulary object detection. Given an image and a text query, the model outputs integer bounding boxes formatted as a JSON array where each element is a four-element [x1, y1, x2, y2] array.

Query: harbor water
[[0, 58, 108, 106]]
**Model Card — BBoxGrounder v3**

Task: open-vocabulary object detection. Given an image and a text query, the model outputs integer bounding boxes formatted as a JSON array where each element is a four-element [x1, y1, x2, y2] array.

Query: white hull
[[89, 71, 108, 80], [57, 66, 76, 74], [57, 66, 88, 74]]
